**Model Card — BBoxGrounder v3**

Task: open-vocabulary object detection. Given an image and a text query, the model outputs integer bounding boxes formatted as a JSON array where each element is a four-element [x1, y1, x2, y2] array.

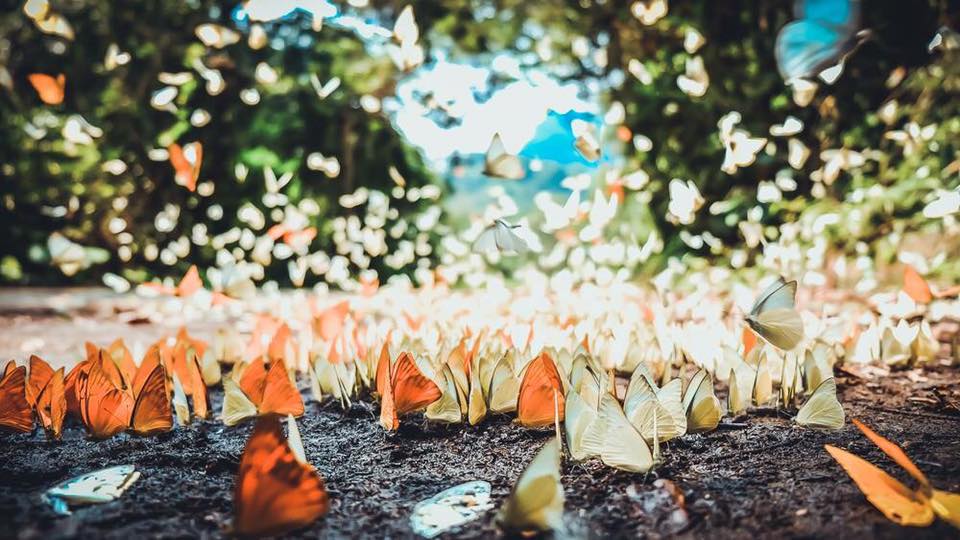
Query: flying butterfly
[[745, 277, 804, 351], [473, 219, 530, 255], [775, 0, 864, 86], [483, 133, 525, 180]]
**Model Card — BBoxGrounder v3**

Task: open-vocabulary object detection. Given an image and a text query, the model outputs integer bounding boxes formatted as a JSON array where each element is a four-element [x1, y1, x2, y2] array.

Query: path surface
[[1, 287, 958, 539]]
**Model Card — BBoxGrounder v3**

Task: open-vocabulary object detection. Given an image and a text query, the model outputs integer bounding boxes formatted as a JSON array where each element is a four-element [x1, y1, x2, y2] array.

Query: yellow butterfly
[[795, 377, 844, 430]]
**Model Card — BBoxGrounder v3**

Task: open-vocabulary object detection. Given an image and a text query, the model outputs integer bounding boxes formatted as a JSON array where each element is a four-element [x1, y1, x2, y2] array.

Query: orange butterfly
[[903, 265, 960, 304], [266, 224, 317, 248], [516, 352, 565, 427], [233, 416, 329, 536], [35, 367, 66, 439], [64, 348, 96, 418], [0, 361, 34, 433], [222, 359, 305, 426], [377, 351, 441, 431], [26, 354, 55, 407], [142, 265, 204, 298], [78, 351, 134, 439], [312, 300, 350, 343], [28, 73, 66, 105], [825, 419, 960, 528], [168, 141, 203, 191], [127, 363, 174, 436], [167, 343, 209, 419]]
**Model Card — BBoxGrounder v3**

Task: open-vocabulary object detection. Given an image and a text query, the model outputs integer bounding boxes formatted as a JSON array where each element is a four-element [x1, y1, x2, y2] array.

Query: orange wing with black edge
[[132, 347, 162, 399], [825, 444, 933, 526], [517, 351, 566, 427], [391, 352, 441, 416], [28, 73, 65, 105], [79, 353, 134, 439], [258, 360, 304, 417], [129, 364, 173, 436], [0, 362, 34, 433], [36, 368, 65, 439], [233, 417, 329, 537], [27, 354, 55, 407], [903, 265, 933, 304]]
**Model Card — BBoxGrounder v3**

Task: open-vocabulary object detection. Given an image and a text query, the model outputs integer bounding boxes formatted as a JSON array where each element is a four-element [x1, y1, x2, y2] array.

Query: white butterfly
[[745, 277, 804, 351], [538, 190, 580, 232], [677, 56, 709, 97], [309, 74, 340, 99], [667, 179, 704, 225], [571, 119, 601, 161], [43, 465, 140, 516], [484, 133, 525, 180], [473, 219, 530, 255], [769, 116, 804, 137]]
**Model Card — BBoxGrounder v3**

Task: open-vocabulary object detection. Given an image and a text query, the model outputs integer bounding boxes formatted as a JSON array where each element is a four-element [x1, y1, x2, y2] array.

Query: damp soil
[[1, 362, 959, 540]]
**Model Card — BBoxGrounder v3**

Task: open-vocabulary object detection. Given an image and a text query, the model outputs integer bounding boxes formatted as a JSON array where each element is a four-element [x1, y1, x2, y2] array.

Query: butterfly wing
[[222, 377, 258, 427], [596, 393, 654, 473], [36, 368, 66, 439], [484, 134, 525, 180], [903, 265, 934, 304], [825, 444, 934, 526], [750, 278, 798, 315], [258, 360, 305, 416], [775, 0, 860, 82], [496, 438, 564, 534], [517, 353, 565, 427], [750, 308, 804, 351], [27, 354, 55, 407], [851, 419, 930, 489], [79, 357, 134, 439], [796, 377, 844, 429], [0, 363, 34, 433], [129, 364, 173, 436], [391, 352, 441, 415], [233, 417, 329, 537], [473, 226, 499, 254], [28, 73, 65, 105]]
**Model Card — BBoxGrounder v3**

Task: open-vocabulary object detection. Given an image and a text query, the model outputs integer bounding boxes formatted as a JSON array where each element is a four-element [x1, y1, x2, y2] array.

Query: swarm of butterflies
[[8, 268, 959, 536]]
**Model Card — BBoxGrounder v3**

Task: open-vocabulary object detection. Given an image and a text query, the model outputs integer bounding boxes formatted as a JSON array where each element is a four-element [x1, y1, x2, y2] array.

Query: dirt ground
[[1, 292, 959, 539]]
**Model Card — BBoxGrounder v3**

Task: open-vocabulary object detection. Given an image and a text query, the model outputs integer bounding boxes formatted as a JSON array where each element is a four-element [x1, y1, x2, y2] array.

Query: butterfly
[[78, 350, 174, 438], [222, 358, 304, 426], [622, 365, 685, 442], [28, 73, 66, 105], [516, 352, 565, 428], [775, 0, 862, 84], [903, 264, 960, 303], [233, 416, 329, 536], [682, 369, 722, 434], [473, 219, 530, 255], [168, 142, 203, 192], [483, 133, 525, 180], [795, 377, 844, 429], [582, 392, 655, 473], [27, 356, 66, 438], [825, 419, 960, 528], [496, 438, 565, 534], [745, 277, 804, 351], [141, 265, 204, 298], [0, 361, 34, 433], [377, 350, 441, 430], [572, 120, 601, 161]]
